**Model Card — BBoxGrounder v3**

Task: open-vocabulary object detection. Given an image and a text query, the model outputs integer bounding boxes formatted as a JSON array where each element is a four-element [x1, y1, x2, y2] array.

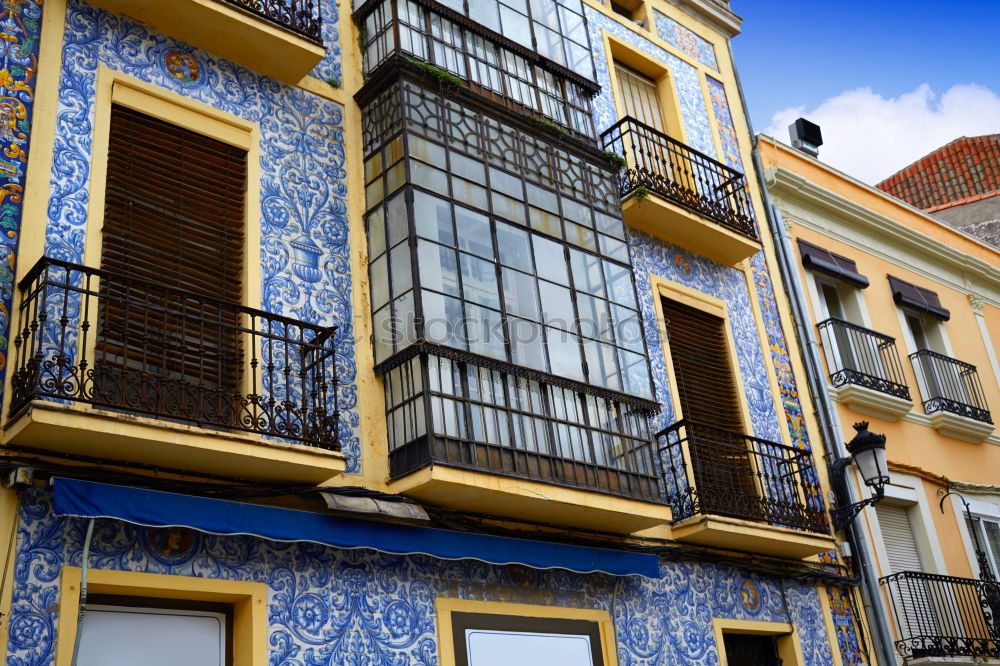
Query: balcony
[[601, 116, 760, 266], [383, 351, 671, 533], [817, 317, 913, 421], [86, 0, 325, 82], [5, 257, 345, 483], [881, 571, 1000, 663], [657, 420, 834, 558], [910, 350, 994, 442]]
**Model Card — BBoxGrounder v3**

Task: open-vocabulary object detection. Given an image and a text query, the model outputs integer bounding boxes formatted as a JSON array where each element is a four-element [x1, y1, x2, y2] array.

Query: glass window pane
[[529, 207, 561, 238], [509, 317, 547, 371], [394, 291, 417, 350], [466, 303, 506, 360], [452, 177, 490, 211], [367, 207, 386, 258], [417, 240, 459, 296], [533, 236, 568, 284], [456, 207, 494, 258], [411, 160, 449, 191], [370, 255, 389, 310], [460, 252, 501, 309], [386, 161, 406, 194], [604, 261, 637, 308], [423, 290, 466, 349], [491, 191, 527, 225], [527, 183, 559, 213], [372, 304, 392, 364], [583, 339, 621, 391], [576, 293, 611, 341], [538, 280, 574, 329], [546, 328, 584, 381], [408, 134, 446, 165], [499, 5, 531, 45], [502, 268, 541, 321], [413, 190, 455, 245], [497, 222, 532, 272], [390, 242, 413, 297], [569, 249, 605, 296], [565, 221, 596, 251], [599, 233, 629, 262], [562, 197, 591, 226], [612, 304, 644, 353], [386, 193, 408, 247], [490, 167, 524, 199], [619, 348, 652, 397], [468, 0, 501, 32], [451, 152, 486, 182]]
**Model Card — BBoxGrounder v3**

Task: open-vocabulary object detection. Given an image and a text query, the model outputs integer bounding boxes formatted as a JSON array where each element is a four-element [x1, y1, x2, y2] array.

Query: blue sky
[[730, 2, 1000, 182]]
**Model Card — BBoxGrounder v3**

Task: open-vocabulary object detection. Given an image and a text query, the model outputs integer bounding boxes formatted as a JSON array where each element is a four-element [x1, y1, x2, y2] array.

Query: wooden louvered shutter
[[661, 298, 744, 431], [662, 298, 761, 520], [615, 63, 665, 132], [96, 104, 247, 419], [876, 504, 925, 574]]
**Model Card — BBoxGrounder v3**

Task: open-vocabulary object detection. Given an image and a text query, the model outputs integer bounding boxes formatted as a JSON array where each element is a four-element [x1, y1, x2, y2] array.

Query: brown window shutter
[[797, 238, 869, 288], [661, 297, 744, 432], [97, 105, 248, 408]]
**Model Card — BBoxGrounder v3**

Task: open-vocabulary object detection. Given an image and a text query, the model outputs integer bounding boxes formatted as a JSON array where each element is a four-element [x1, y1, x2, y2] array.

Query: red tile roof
[[876, 134, 1000, 212]]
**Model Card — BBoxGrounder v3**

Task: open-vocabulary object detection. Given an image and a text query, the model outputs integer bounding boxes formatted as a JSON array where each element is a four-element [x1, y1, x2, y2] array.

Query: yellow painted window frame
[[56, 567, 267, 666], [650, 274, 754, 434], [435, 598, 619, 666], [712, 619, 807, 666], [602, 34, 687, 145], [82, 66, 262, 311]]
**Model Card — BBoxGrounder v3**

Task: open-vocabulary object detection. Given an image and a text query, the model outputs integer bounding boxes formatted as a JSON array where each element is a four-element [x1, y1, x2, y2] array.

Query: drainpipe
[[727, 52, 898, 666]]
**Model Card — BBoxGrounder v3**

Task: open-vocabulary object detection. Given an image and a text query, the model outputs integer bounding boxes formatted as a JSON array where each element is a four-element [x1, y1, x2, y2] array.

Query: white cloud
[[763, 83, 1000, 185]]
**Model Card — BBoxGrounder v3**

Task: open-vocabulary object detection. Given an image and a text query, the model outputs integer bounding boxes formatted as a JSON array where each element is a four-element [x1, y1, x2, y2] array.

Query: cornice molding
[[765, 165, 1000, 307]]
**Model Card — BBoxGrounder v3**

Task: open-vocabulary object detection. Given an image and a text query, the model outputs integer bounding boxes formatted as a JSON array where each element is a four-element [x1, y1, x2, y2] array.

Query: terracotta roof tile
[[876, 135, 1000, 211]]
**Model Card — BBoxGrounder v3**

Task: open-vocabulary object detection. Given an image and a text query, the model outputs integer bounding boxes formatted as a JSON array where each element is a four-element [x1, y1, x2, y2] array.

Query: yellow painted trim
[[57, 567, 267, 666], [712, 619, 804, 666], [601, 32, 686, 144], [0, 488, 19, 658], [2, 0, 68, 423], [435, 598, 619, 666]]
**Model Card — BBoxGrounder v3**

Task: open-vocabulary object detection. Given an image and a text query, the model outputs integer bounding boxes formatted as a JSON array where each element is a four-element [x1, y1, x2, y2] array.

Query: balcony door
[[661, 297, 761, 521], [615, 63, 664, 132], [96, 104, 247, 422]]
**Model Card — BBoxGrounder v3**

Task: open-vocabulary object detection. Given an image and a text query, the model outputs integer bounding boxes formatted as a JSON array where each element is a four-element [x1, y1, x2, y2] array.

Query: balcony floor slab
[[671, 514, 836, 559], [830, 383, 914, 422], [388, 465, 672, 534], [4, 401, 346, 484], [929, 410, 995, 443]]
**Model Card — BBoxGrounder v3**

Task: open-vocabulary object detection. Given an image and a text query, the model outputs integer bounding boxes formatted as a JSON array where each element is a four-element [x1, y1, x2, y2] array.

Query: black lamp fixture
[[830, 422, 889, 531]]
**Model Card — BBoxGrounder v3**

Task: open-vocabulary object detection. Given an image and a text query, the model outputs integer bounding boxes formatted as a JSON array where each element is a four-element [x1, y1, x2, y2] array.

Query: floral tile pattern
[[652, 10, 718, 70], [8, 489, 836, 666], [706, 76, 742, 172], [44, 0, 360, 471], [0, 0, 43, 411], [309, 0, 343, 86]]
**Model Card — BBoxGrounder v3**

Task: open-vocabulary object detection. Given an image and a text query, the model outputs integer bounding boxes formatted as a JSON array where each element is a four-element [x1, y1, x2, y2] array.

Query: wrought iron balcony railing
[[881, 571, 1000, 660], [600, 116, 758, 240], [910, 350, 992, 424], [384, 351, 662, 501], [817, 317, 911, 400], [10, 257, 340, 449], [657, 420, 827, 532], [222, 0, 322, 42]]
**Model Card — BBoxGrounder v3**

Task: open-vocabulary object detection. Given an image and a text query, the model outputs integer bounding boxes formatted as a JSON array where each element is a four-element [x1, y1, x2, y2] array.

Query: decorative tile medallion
[[160, 49, 202, 88], [652, 10, 718, 70]]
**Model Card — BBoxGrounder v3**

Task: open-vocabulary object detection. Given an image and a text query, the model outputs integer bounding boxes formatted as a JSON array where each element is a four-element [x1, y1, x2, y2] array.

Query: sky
[[731, 2, 1000, 184]]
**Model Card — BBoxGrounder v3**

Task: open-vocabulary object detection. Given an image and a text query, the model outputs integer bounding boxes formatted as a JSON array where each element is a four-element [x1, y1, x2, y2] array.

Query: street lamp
[[830, 422, 889, 531]]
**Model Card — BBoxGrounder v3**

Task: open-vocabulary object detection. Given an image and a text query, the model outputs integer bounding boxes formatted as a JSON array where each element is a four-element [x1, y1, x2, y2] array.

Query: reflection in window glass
[[460, 253, 501, 309], [423, 291, 466, 349], [502, 268, 541, 321], [456, 207, 494, 258]]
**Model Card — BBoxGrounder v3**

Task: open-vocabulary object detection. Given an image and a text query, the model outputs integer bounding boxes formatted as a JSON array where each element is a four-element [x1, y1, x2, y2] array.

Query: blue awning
[[52, 477, 660, 578]]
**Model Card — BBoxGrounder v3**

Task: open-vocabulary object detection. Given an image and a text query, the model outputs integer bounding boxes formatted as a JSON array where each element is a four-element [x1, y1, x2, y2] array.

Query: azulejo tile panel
[[705, 76, 742, 172], [9, 489, 836, 666], [0, 0, 43, 412], [45, 0, 359, 471], [652, 10, 718, 70], [309, 0, 343, 86]]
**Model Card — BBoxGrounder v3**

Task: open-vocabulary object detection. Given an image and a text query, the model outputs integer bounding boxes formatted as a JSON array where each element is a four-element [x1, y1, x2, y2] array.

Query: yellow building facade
[[761, 135, 1000, 665], [0, 1, 877, 665]]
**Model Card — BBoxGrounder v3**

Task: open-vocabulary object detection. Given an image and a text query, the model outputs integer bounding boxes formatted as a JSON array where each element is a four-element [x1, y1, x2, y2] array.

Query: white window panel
[[466, 629, 594, 666], [77, 605, 225, 666]]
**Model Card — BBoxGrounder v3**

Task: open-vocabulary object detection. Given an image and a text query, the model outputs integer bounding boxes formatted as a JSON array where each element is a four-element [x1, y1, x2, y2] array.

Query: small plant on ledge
[[413, 61, 464, 88], [326, 77, 341, 89], [532, 116, 568, 138], [633, 185, 649, 202], [602, 151, 627, 170]]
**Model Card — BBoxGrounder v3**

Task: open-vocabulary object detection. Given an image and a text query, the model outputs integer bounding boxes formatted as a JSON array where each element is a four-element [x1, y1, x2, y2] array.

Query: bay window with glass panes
[[361, 74, 661, 499]]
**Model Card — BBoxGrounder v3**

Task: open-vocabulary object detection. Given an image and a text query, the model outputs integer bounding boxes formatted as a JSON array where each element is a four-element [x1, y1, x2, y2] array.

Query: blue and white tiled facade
[[10, 489, 836, 666], [0, 1, 871, 665]]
